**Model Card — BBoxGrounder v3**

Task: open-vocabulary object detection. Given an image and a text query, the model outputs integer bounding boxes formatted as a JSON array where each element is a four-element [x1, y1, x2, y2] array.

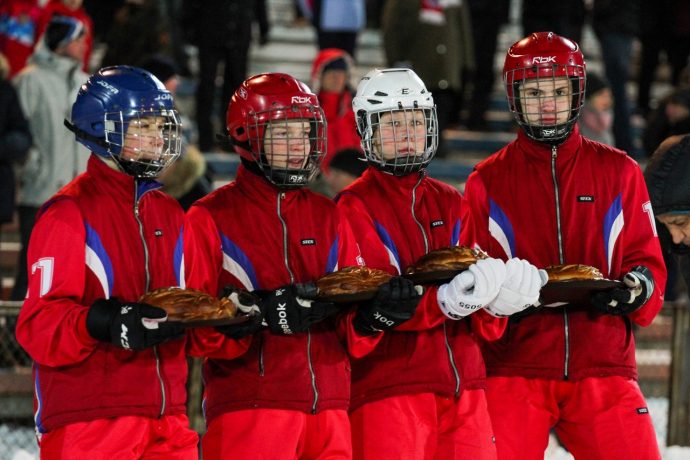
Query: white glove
[[485, 258, 548, 317], [437, 258, 507, 320]]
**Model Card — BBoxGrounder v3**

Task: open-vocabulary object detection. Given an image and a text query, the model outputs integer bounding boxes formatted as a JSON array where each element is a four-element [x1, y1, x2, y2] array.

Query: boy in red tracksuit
[[14, 66, 221, 459], [183, 72, 421, 459], [462, 32, 667, 459], [338, 67, 546, 460]]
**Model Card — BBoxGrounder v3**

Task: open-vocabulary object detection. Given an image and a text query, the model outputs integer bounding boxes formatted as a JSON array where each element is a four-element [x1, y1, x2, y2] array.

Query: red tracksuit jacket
[[336, 167, 505, 410], [183, 165, 371, 424], [462, 126, 667, 381], [15, 156, 189, 432]]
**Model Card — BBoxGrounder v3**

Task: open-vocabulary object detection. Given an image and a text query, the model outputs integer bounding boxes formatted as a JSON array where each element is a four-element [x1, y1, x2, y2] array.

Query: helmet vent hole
[[374, 91, 388, 96]]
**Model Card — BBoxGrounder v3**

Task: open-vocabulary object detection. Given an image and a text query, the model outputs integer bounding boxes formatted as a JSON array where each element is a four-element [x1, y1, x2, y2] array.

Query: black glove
[[591, 266, 655, 315], [215, 286, 264, 339], [257, 285, 339, 335], [86, 298, 184, 351], [353, 277, 422, 336]]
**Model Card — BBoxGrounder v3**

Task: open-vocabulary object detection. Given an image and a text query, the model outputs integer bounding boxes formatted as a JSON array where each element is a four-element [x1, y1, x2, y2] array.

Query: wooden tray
[[169, 314, 252, 328], [403, 269, 464, 285], [540, 279, 623, 306]]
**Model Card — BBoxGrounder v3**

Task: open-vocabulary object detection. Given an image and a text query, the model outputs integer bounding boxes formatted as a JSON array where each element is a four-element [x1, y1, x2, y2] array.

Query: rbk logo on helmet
[[291, 95, 313, 104], [532, 56, 556, 64]]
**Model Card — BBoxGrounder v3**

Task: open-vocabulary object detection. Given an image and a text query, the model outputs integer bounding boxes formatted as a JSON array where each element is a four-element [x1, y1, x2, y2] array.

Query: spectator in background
[[100, 0, 166, 69], [0, 52, 31, 243], [11, 15, 90, 301], [141, 53, 212, 210], [645, 134, 690, 291], [459, 0, 510, 131], [521, 0, 585, 44], [310, 48, 361, 173], [643, 87, 690, 156], [578, 71, 614, 145], [34, 0, 93, 73], [382, 0, 474, 157], [322, 147, 367, 197], [298, 0, 365, 58], [636, 0, 690, 117], [0, 0, 42, 78], [181, 0, 254, 152], [591, 0, 640, 156]]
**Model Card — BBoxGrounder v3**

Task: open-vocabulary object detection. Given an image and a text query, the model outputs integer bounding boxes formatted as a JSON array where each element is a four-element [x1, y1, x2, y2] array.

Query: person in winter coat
[[34, 0, 94, 73], [462, 32, 667, 460], [11, 14, 90, 301], [645, 133, 690, 289], [310, 48, 361, 174], [15, 65, 209, 459], [0, 51, 31, 231], [338, 67, 545, 460], [183, 72, 420, 459]]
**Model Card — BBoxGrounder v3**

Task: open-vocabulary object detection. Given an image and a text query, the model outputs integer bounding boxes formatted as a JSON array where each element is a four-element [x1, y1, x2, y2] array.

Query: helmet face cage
[[361, 106, 438, 176], [353, 68, 438, 176], [103, 107, 181, 178], [245, 103, 326, 189], [505, 66, 585, 144]]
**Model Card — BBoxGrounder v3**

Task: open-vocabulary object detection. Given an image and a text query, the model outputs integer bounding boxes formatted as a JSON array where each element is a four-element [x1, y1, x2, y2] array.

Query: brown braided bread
[[139, 287, 237, 322], [544, 264, 604, 282], [316, 266, 393, 297], [405, 246, 489, 275]]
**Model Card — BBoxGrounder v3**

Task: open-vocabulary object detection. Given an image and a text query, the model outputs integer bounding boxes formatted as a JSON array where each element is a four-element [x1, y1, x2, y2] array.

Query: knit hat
[[44, 15, 85, 52], [323, 57, 348, 73], [586, 72, 609, 97], [141, 54, 178, 84], [645, 134, 690, 215]]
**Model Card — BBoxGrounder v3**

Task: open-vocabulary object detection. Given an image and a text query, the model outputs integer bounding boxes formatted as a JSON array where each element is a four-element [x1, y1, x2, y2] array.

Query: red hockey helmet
[[503, 32, 586, 144], [226, 73, 326, 188]]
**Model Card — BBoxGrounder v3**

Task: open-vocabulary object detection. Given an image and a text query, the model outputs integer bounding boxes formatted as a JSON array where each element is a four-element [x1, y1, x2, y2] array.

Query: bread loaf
[[316, 266, 393, 296], [139, 287, 237, 322], [544, 264, 604, 282], [405, 246, 489, 275]]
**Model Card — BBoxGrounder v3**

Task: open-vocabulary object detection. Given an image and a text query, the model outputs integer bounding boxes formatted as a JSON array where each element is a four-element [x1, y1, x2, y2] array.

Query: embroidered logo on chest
[[577, 195, 594, 203], [431, 220, 444, 228], [301, 238, 316, 246], [154, 229, 163, 237]]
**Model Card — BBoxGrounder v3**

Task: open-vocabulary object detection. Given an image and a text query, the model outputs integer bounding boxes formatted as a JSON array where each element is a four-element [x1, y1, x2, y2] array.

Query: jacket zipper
[[443, 322, 461, 396], [134, 181, 166, 416], [551, 146, 570, 380], [276, 192, 319, 411], [258, 335, 265, 376], [412, 175, 460, 393]]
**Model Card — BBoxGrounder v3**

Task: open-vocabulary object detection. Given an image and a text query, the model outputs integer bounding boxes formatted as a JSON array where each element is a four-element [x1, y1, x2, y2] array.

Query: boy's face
[[519, 76, 572, 126], [263, 119, 312, 169], [372, 109, 427, 160], [321, 69, 348, 93], [122, 116, 167, 161], [657, 213, 690, 246]]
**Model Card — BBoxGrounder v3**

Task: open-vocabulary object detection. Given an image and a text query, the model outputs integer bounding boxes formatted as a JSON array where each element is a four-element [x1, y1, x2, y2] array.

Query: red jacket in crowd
[[15, 156, 194, 432], [310, 48, 362, 173], [336, 167, 506, 410], [462, 125, 667, 381], [183, 165, 376, 424]]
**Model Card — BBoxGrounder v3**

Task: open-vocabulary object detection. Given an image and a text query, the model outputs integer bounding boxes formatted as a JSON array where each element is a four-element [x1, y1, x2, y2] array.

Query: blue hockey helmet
[[66, 65, 181, 178]]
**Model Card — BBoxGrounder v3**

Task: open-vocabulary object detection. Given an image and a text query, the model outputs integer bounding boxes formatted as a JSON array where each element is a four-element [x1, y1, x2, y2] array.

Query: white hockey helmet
[[352, 68, 438, 176]]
